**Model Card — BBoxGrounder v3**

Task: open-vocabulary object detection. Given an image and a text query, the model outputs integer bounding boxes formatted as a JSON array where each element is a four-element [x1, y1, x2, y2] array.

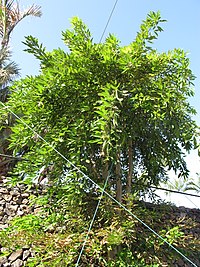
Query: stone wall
[[0, 248, 35, 267], [0, 176, 200, 266], [0, 177, 43, 231], [0, 177, 43, 267], [144, 200, 200, 230]]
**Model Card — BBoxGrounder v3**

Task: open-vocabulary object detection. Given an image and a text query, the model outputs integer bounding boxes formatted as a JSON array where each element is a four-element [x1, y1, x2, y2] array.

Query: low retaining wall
[[0, 177, 200, 266], [0, 177, 43, 231], [0, 247, 35, 267], [0, 177, 43, 267]]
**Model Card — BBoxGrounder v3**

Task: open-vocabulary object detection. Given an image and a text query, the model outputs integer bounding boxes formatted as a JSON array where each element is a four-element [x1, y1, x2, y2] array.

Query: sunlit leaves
[[2, 11, 198, 195]]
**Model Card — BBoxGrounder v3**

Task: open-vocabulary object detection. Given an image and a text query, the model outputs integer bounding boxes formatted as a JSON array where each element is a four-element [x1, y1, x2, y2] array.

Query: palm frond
[[164, 175, 200, 196], [0, 62, 20, 86], [0, 1, 42, 47], [0, 45, 11, 61], [0, 1, 41, 93], [0, 46, 19, 88]]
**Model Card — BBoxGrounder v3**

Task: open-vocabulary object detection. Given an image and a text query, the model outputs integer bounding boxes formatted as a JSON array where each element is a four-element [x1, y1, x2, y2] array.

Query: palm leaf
[[0, 0, 41, 90], [0, 0, 42, 47], [0, 46, 19, 85]]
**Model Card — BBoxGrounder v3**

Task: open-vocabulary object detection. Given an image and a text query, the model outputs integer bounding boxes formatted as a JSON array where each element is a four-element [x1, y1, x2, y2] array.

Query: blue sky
[[10, 0, 200, 207]]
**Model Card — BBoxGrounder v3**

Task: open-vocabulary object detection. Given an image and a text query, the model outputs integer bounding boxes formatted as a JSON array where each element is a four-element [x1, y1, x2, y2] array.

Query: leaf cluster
[[2, 12, 198, 196]]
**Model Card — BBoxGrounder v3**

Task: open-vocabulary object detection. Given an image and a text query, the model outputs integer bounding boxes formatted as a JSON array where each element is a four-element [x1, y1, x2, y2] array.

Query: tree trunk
[[102, 159, 109, 181], [116, 149, 122, 203], [108, 151, 122, 261], [126, 139, 133, 195], [89, 149, 100, 181]]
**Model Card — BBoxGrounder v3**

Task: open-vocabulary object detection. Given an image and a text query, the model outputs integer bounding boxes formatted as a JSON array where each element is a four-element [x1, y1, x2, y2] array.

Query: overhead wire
[[0, 2, 198, 262], [151, 186, 200, 198], [1, 151, 198, 200], [99, 0, 119, 43], [76, 1, 120, 263], [165, 180, 199, 208], [0, 101, 198, 267], [75, 164, 112, 267], [166, 181, 199, 208], [153, 186, 199, 209]]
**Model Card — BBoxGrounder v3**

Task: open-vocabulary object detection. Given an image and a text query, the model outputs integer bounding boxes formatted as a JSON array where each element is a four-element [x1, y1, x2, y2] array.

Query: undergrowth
[[0, 188, 199, 266]]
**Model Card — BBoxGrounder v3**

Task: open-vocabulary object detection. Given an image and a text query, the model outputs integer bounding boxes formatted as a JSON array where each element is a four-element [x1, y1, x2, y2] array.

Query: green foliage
[[10, 214, 44, 232], [0, 11, 199, 266], [23, 35, 50, 63], [158, 226, 184, 245], [1, 11, 198, 199], [185, 175, 200, 193], [0, 0, 41, 179], [0, 196, 199, 266]]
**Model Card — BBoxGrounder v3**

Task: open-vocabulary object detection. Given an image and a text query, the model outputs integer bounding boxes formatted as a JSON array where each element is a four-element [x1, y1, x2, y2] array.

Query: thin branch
[[0, 153, 28, 161]]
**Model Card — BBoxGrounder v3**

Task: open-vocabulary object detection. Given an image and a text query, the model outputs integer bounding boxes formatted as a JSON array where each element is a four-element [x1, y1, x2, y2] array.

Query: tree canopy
[[1, 11, 200, 266], [1, 11, 198, 201]]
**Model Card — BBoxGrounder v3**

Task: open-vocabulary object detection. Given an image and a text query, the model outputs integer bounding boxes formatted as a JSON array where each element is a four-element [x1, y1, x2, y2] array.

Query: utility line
[[99, 0, 119, 43], [0, 101, 198, 267], [165, 180, 199, 209], [75, 164, 112, 267], [151, 186, 200, 198], [182, 195, 198, 209], [133, 181, 199, 208], [76, 2, 120, 261], [1, 153, 198, 200]]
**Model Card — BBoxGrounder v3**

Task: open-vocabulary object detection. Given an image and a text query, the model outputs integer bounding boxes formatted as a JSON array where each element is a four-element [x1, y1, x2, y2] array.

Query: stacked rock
[[0, 177, 44, 231], [0, 247, 35, 267], [0, 178, 200, 266], [0, 177, 44, 266]]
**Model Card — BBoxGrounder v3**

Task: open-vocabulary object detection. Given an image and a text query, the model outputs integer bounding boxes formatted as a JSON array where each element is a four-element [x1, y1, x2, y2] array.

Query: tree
[[1, 12, 198, 202], [0, 0, 41, 175], [0, 0, 42, 95]]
